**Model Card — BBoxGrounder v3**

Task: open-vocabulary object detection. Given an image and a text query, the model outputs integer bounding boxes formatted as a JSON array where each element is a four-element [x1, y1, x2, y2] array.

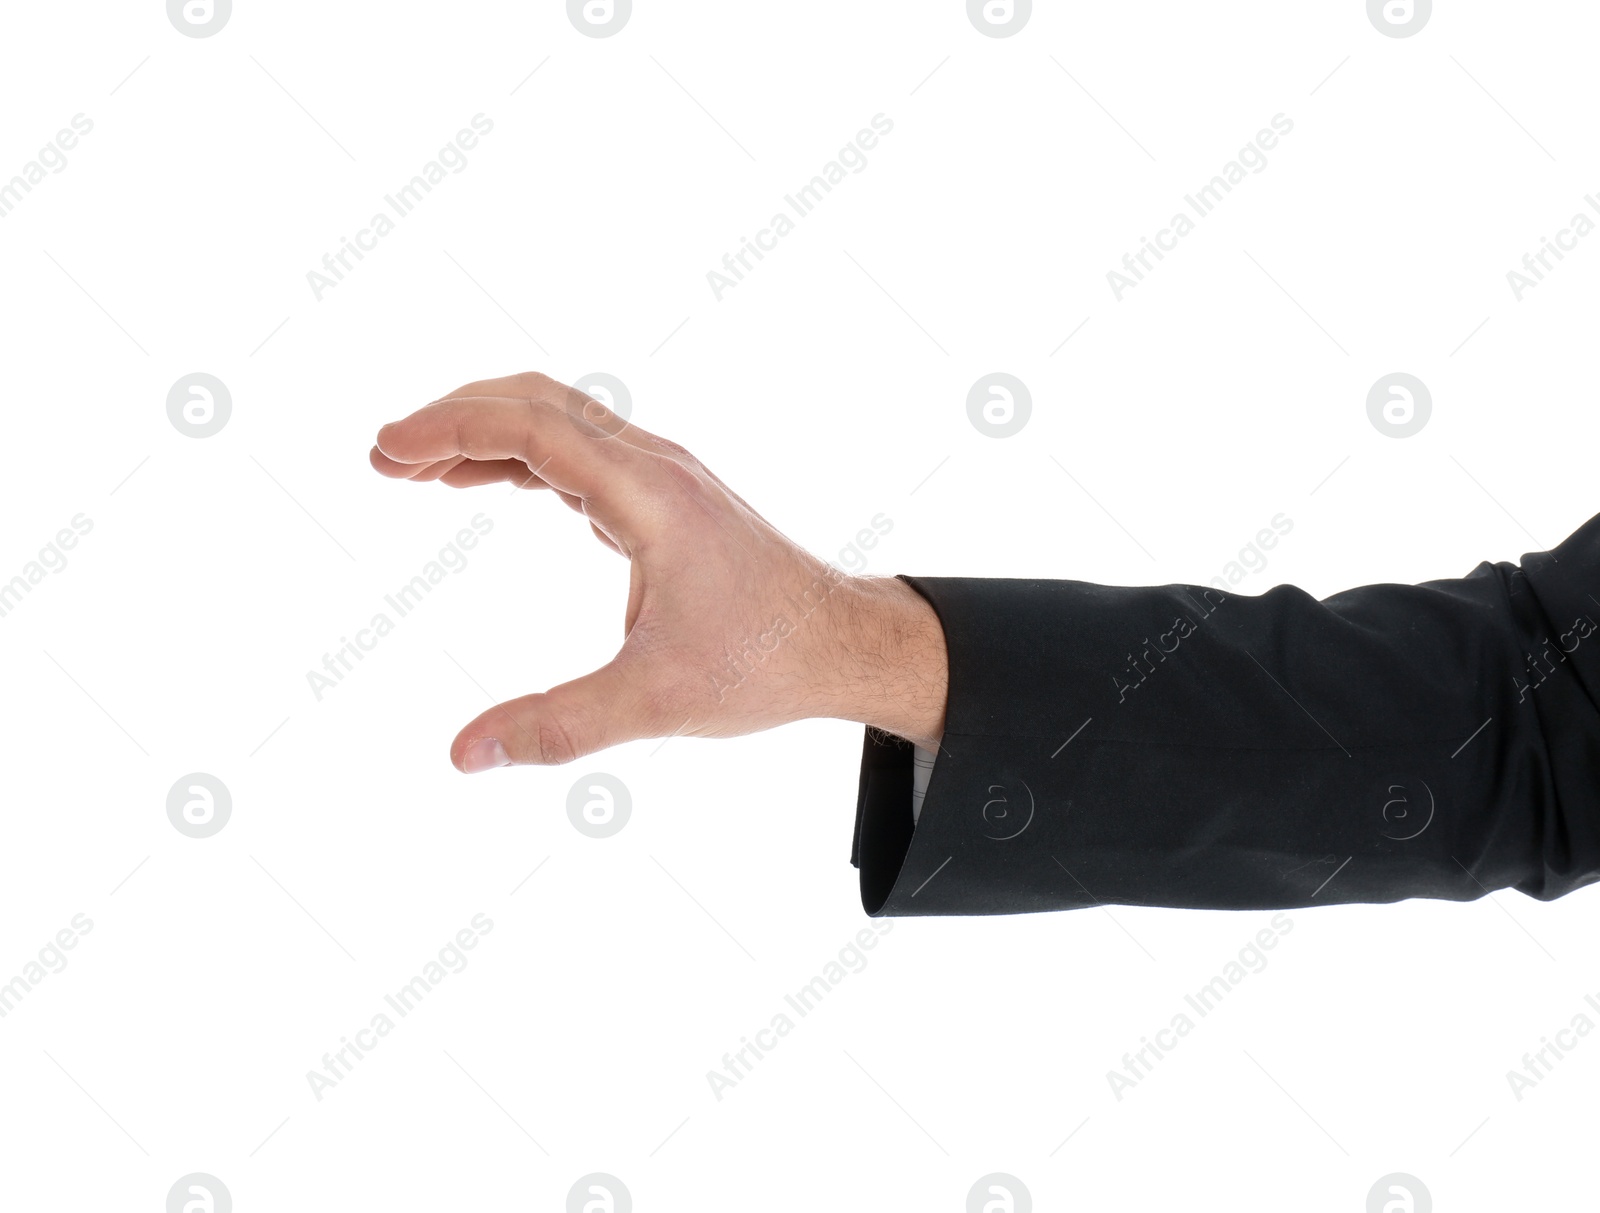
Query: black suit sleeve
[[850, 510, 1600, 916]]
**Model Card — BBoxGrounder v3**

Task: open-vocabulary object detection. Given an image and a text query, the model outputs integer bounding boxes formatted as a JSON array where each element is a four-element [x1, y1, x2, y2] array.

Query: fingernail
[[461, 737, 511, 773]]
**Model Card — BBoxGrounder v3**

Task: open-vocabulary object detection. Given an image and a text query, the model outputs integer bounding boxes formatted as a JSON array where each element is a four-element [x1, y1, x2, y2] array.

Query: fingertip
[[369, 443, 418, 478], [449, 728, 473, 772], [374, 421, 404, 460], [452, 721, 515, 773], [459, 736, 512, 774]]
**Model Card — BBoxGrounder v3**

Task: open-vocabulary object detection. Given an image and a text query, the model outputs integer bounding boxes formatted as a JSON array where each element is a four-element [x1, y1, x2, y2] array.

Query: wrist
[[828, 573, 948, 749]]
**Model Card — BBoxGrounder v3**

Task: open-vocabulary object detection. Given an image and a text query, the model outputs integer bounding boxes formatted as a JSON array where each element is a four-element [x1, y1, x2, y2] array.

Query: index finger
[[375, 390, 620, 504]]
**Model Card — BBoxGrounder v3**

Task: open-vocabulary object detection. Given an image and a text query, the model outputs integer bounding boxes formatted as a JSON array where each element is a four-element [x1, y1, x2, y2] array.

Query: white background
[[2, 1, 1598, 1209]]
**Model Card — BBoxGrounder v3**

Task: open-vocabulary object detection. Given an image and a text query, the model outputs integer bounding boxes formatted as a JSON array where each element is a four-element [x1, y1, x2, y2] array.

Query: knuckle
[[650, 435, 698, 463], [536, 715, 583, 766], [656, 451, 709, 494]]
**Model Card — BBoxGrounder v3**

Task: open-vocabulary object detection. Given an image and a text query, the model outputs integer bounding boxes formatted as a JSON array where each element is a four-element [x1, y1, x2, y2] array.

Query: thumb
[[452, 662, 648, 771]]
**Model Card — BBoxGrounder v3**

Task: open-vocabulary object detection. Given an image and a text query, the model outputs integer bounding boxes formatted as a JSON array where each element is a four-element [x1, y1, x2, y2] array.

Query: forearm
[[849, 513, 1600, 916]]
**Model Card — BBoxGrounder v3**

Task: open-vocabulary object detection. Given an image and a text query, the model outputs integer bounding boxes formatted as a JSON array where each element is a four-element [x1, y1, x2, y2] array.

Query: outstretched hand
[[370, 372, 947, 772]]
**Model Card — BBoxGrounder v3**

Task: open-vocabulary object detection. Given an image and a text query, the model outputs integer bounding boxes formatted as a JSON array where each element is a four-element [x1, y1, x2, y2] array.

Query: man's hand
[[369, 372, 948, 771]]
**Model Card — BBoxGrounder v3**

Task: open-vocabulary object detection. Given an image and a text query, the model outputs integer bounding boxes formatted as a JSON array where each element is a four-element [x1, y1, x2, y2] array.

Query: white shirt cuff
[[911, 744, 936, 826]]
